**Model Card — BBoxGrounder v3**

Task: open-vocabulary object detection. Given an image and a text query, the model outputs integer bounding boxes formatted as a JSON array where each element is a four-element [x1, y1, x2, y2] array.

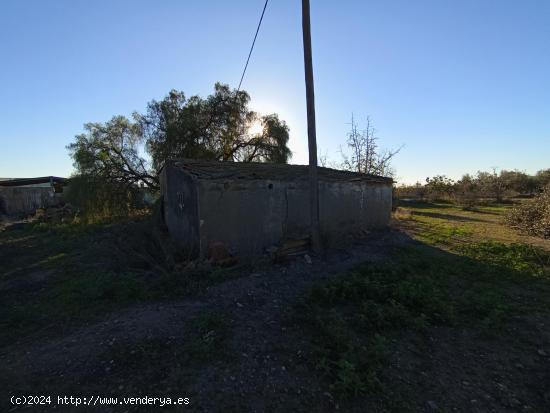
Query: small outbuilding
[[0, 176, 66, 217], [160, 159, 393, 258]]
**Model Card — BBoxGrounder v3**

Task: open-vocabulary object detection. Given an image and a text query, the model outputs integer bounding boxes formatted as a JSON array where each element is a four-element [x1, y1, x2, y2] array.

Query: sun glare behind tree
[[248, 119, 264, 136]]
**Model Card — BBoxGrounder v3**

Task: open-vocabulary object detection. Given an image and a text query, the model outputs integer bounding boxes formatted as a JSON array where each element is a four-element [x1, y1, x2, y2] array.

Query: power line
[[237, 0, 270, 92]]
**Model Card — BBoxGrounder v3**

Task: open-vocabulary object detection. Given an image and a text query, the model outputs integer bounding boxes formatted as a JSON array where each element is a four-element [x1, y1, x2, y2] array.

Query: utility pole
[[301, 0, 322, 254]]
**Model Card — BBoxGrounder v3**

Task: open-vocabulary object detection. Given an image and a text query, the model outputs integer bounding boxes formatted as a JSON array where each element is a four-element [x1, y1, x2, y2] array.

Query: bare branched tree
[[341, 114, 402, 177], [318, 149, 328, 167]]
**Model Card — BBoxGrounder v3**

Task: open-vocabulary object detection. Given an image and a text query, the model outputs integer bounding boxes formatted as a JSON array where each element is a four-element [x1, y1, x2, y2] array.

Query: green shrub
[[64, 175, 153, 223], [458, 240, 549, 276]]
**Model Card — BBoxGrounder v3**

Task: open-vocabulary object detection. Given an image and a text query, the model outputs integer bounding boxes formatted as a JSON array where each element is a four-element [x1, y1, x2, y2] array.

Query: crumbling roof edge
[[164, 159, 393, 184]]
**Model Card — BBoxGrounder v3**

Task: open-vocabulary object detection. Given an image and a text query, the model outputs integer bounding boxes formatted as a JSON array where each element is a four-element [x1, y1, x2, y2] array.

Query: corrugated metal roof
[[167, 159, 393, 184], [0, 176, 67, 187]]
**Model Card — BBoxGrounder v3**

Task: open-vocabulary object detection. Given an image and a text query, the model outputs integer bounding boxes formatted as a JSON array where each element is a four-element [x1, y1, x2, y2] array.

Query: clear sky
[[1, 0, 549, 184]]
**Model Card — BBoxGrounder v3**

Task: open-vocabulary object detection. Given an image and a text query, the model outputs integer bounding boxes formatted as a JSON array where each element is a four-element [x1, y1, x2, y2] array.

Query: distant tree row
[[395, 168, 550, 208]]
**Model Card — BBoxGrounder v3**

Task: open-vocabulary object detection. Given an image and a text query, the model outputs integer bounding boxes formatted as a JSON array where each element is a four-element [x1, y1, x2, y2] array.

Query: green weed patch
[[297, 241, 548, 400]]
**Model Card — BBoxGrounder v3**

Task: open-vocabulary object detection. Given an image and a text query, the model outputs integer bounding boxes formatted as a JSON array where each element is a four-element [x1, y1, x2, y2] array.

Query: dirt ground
[[1, 211, 549, 412], [0, 228, 401, 412]]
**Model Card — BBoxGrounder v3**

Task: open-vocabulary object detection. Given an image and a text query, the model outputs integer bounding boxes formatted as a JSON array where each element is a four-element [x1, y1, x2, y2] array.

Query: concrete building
[[160, 159, 393, 258], [0, 177, 66, 217]]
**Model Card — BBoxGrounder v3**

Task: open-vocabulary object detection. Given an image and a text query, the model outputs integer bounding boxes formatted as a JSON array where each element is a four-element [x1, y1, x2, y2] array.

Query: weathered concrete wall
[[162, 162, 393, 257], [160, 166, 200, 256], [319, 181, 392, 242], [196, 179, 392, 256], [0, 186, 57, 216], [197, 179, 287, 257]]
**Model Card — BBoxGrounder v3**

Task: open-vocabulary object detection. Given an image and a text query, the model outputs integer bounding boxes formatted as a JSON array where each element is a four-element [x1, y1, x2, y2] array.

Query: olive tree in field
[[454, 174, 481, 208], [425, 175, 455, 201], [341, 114, 401, 178], [536, 169, 550, 189], [476, 168, 507, 202], [499, 170, 536, 195]]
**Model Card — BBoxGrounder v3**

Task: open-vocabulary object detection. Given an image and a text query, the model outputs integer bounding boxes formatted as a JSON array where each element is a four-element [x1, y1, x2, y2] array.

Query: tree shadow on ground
[[397, 200, 455, 209], [411, 210, 491, 223]]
